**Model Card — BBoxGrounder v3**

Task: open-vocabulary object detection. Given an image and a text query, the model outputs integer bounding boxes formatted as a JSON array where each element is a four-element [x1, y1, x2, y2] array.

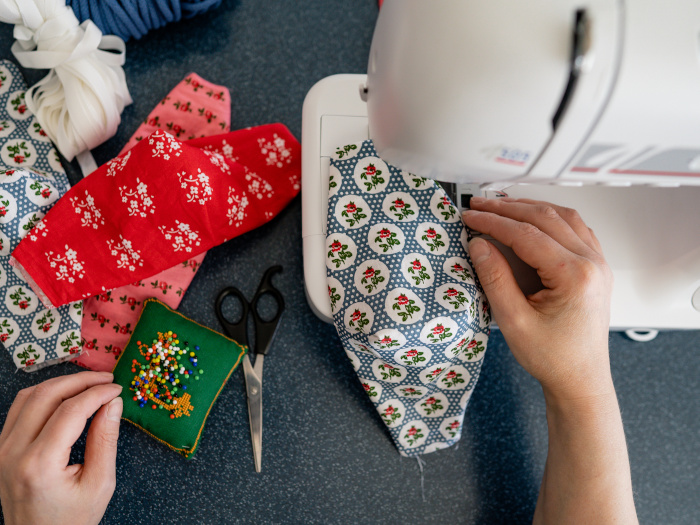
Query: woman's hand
[[0, 372, 122, 525]]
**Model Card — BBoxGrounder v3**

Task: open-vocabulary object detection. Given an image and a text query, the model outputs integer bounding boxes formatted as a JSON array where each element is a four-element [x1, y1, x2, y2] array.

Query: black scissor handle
[[214, 286, 250, 348], [249, 265, 284, 356]]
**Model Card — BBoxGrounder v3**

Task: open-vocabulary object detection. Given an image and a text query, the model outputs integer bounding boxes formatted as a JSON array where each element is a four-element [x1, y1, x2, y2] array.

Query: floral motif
[[335, 144, 357, 158], [258, 133, 293, 168], [119, 177, 155, 217], [226, 187, 249, 227], [177, 168, 213, 205], [70, 191, 104, 229], [6, 141, 30, 164], [421, 227, 445, 252], [203, 150, 230, 174], [374, 227, 401, 252], [59, 331, 81, 355], [90, 312, 110, 327], [28, 219, 47, 241], [450, 262, 472, 282], [443, 287, 470, 310], [341, 201, 367, 227], [106, 150, 131, 177], [389, 198, 414, 221], [398, 348, 427, 366], [29, 180, 52, 199], [391, 293, 421, 322], [149, 130, 182, 160], [426, 323, 452, 343], [445, 420, 461, 438], [441, 370, 465, 388], [377, 362, 402, 381], [46, 245, 86, 283], [348, 309, 369, 332], [21, 212, 42, 233], [0, 319, 14, 342], [381, 404, 402, 425], [407, 258, 431, 285], [421, 396, 444, 415], [158, 221, 201, 253], [360, 266, 384, 294], [34, 310, 56, 333], [375, 335, 399, 349], [106, 236, 143, 272], [151, 280, 172, 294], [328, 285, 341, 311], [399, 387, 422, 397], [404, 425, 424, 446], [120, 295, 141, 310], [245, 169, 273, 199], [327, 239, 352, 268], [16, 344, 39, 367], [437, 195, 456, 220], [460, 338, 485, 360], [9, 287, 31, 310], [10, 92, 26, 115], [363, 382, 379, 398], [359, 163, 384, 191], [112, 321, 132, 335]]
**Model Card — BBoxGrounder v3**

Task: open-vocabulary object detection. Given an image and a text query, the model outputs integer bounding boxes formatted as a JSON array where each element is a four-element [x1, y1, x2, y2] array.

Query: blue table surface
[[1, 2, 700, 524]]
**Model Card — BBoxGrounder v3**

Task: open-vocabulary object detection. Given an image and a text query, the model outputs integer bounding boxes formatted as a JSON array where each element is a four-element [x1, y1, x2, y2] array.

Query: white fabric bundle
[[0, 0, 132, 163]]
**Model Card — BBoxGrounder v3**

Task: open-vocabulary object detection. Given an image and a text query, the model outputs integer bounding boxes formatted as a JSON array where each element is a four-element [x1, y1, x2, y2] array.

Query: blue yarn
[[66, 0, 223, 41]]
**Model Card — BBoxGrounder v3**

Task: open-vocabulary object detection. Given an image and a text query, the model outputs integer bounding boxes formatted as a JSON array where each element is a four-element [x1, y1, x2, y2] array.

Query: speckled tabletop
[[1, 2, 699, 524]]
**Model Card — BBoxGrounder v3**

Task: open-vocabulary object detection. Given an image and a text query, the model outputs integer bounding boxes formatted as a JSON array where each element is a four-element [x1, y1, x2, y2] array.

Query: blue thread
[[66, 0, 222, 41]]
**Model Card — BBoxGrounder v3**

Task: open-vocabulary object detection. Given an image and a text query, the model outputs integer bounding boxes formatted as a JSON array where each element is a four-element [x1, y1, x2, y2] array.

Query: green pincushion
[[112, 298, 246, 458]]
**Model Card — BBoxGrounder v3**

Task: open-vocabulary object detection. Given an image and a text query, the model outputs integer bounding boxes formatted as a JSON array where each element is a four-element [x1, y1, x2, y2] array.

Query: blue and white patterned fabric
[[0, 60, 82, 372], [326, 140, 490, 457]]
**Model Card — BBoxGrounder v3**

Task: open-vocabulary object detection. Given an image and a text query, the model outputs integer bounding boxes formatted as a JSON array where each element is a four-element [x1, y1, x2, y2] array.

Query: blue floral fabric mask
[[0, 60, 82, 372], [326, 139, 490, 456]]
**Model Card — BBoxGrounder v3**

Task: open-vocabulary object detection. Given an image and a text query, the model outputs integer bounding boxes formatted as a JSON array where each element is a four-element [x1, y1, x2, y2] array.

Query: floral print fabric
[[0, 60, 82, 371], [327, 140, 490, 456], [77, 74, 231, 371], [11, 124, 301, 309]]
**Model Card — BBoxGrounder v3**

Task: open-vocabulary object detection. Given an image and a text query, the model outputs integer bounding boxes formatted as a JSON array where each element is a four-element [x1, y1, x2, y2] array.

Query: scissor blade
[[243, 354, 263, 473]]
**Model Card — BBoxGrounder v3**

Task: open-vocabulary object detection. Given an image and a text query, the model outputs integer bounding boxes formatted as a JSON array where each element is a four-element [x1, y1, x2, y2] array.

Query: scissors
[[214, 265, 285, 473]]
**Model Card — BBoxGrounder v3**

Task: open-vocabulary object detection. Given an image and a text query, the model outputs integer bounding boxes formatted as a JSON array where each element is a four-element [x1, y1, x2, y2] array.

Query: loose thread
[[416, 456, 427, 502]]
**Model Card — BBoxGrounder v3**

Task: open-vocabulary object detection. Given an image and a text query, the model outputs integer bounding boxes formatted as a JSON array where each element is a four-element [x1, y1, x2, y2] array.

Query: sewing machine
[[301, 0, 700, 339]]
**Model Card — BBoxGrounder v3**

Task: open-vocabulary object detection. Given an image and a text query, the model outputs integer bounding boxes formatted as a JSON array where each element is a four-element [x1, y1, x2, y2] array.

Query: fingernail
[[100, 372, 113, 379], [106, 396, 123, 422], [468, 237, 491, 265]]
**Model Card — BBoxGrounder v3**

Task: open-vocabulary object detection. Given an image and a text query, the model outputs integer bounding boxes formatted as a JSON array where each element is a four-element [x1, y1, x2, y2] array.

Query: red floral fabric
[[11, 124, 300, 308], [76, 73, 230, 371]]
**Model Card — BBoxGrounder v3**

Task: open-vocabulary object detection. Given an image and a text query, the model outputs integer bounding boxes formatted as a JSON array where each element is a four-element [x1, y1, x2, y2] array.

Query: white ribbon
[[0, 0, 132, 163]]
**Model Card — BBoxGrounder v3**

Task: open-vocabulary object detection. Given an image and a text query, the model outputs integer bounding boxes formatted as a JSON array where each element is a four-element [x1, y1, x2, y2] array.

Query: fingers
[[463, 210, 579, 289], [0, 386, 35, 447], [469, 197, 596, 256], [82, 397, 122, 497], [33, 383, 123, 466], [8, 372, 114, 447], [468, 237, 533, 328]]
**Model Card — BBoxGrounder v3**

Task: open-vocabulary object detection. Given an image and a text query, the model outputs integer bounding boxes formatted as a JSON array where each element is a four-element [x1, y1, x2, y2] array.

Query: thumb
[[468, 237, 532, 327], [82, 396, 121, 498]]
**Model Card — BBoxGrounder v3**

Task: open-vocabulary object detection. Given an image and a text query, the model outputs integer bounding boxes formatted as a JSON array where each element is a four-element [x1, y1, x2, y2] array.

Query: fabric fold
[[11, 124, 301, 308]]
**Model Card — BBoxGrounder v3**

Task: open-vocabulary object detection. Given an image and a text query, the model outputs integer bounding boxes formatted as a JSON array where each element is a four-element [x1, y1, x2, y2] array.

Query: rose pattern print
[[326, 139, 489, 456], [0, 60, 81, 371]]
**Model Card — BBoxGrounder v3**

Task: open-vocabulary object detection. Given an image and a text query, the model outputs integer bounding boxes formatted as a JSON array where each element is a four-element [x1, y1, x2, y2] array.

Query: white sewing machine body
[[301, 0, 700, 334]]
